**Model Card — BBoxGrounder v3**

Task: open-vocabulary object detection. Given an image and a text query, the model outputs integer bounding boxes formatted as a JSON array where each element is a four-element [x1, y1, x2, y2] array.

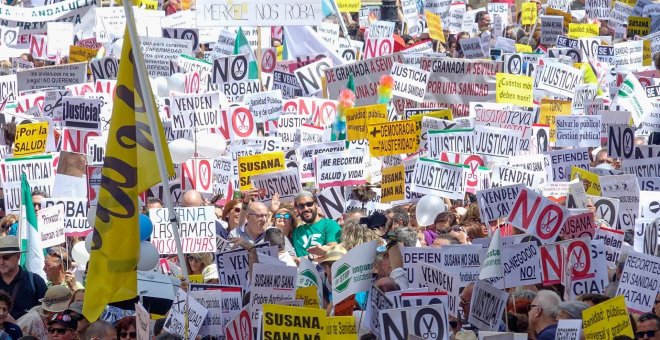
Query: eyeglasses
[[47, 327, 69, 335], [232, 207, 241, 213], [296, 202, 315, 210], [275, 213, 291, 219], [120, 331, 137, 338], [248, 213, 269, 219], [186, 256, 201, 262], [635, 330, 657, 339], [529, 304, 543, 311], [0, 254, 16, 261], [440, 226, 465, 234]]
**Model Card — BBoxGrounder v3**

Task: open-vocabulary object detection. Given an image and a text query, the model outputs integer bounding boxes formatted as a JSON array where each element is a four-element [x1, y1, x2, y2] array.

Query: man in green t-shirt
[[292, 191, 341, 257]]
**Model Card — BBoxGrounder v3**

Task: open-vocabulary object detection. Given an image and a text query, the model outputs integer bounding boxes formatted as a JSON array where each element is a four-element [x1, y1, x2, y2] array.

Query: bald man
[[228, 202, 270, 244], [181, 190, 204, 207]]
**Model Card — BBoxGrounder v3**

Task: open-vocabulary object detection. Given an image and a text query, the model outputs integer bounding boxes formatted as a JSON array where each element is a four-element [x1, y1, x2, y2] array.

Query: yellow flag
[[83, 27, 174, 322]]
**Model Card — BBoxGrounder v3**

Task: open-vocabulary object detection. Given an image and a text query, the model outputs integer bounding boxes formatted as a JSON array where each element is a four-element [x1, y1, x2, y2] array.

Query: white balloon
[[137, 241, 159, 271], [71, 241, 90, 266], [84, 232, 94, 253], [167, 73, 186, 93], [168, 138, 195, 163], [153, 77, 169, 97], [415, 195, 447, 227], [196, 133, 227, 158]]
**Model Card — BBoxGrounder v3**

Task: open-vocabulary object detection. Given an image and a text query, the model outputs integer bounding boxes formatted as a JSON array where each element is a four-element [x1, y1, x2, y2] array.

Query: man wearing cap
[[17, 285, 72, 339], [46, 312, 77, 340], [292, 191, 341, 257], [65, 301, 89, 339], [0, 236, 47, 319]]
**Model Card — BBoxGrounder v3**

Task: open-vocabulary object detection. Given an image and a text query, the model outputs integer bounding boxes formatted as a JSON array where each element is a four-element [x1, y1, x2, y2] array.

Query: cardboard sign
[[163, 289, 208, 339], [427, 129, 475, 157], [141, 37, 193, 77], [90, 57, 119, 80], [170, 92, 221, 131], [568, 23, 599, 38], [381, 165, 405, 203], [540, 238, 593, 285], [61, 96, 102, 131], [474, 125, 523, 163], [411, 158, 466, 200], [460, 37, 487, 59], [244, 90, 282, 123], [608, 124, 636, 159], [561, 212, 596, 239], [250, 263, 297, 322], [599, 174, 640, 230], [615, 73, 652, 126], [68, 45, 98, 64], [16, 62, 87, 92], [501, 242, 542, 288], [181, 158, 214, 193], [61, 128, 101, 154], [262, 304, 325, 339], [468, 280, 509, 331], [379, 304, 449, 340], [556, 320, 583, 340], [367, 120, 419, 157], [315, 149, 367, 189], [196, 0, 323, 26], [237, 151, 285, 191], [163, 27, 199, 51], [294, 57, 332, 96], [13, 121, 48, 157], [38, 205, 65, 248], [616, 250, 660, 313], [537, 62, 584, 98], [42, 199, 89, 237], [585, 0, 611, 19], [545, 148, 591, 182], [582, 296, 634, 339], [218, 245, 277, 288], [250, 168, 302, 203], [331, 240, 377, 305], [477, 184, 525, 224], [541, 15, 565, 45], [326, 54, 395, 106], [571, 167, 601, 196], [555, 115, 601, 147], [391, 62, 430, 103], [507, 187, 569, 244], [345, 104, 388, 141], [495, 73, 533, 106], [149, 207, 217, 254], [521, 2, 538, 25], [224, 306, 252, 340]]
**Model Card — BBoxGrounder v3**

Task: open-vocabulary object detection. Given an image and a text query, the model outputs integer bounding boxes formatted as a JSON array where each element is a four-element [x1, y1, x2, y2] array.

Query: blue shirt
[[537, 324, 558, 340]]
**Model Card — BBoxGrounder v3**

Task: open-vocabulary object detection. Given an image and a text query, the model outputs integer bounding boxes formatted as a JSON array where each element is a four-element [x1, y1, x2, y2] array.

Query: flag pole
[[121, 0, 189, 279]]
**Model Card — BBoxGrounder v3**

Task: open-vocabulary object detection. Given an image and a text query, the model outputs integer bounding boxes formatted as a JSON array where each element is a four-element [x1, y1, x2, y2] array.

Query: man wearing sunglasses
[[46, 312, 77, 340], [636, 313, 659, 340], [291, 191, 341, 258]]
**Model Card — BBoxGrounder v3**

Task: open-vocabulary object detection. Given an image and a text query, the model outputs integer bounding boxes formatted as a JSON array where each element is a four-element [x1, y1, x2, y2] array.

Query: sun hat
[[40, 286, 73, 313], [0, 236, 26, 255]]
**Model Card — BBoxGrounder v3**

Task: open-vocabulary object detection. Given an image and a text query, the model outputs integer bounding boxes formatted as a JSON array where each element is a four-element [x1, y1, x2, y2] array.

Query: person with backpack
[[0, 236, 47, 319]]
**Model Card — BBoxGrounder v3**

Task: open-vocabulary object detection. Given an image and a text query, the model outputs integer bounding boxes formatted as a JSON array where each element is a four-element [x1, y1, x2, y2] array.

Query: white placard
[[149, 206, 217, 254], [163, 289, 208, 339], [196, 0, 323, 27], [38, 205, 65, 249], [391, 62, 430, 103]]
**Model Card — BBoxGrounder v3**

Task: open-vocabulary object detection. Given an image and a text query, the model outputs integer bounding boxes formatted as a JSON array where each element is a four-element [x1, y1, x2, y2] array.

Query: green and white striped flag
[[20, 173, 46, 279], [233, 27, 259, 80]]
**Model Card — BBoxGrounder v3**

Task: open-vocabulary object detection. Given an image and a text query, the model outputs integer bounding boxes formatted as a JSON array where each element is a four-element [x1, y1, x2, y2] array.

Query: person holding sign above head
[[292, 191, 341, 258]]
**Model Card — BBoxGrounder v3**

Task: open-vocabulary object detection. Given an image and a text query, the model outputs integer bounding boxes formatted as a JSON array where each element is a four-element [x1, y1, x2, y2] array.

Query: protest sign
[[616, 250, 660, 313], [539, 99, 571, 142], [555, 116, 601, 147], [149, 207, 216, 254], [224, 306, 252, 340], [0, 74, 16, 103], [331, 240, 377, 305], [135, 303, 150, 340], [326, 54, 395, 106], [614, 73, 653, 126], [380, 165, 405, 203], [163, 289, 209, 339], [315, 149, 367, 189], [37, 205, 65, 249], [568, 23, 599, 38], [367, 120, 419, 157], [237, 151, 285, 191], [411, 158, 466, 200], [477, 184, 525, 223], [562, 212, 596, 239], [170, 92, 221, 131], [294, 57, 332, 96], [403, 247, 442, 288], [262, 304, 325, 339], [13, 121, 48, 157], [460, 37, 487, 59], [325, 316, 357, 339], [571, 167, 601, 196], [391, 63, 430, 102], [427, 129, 475, 157], [250, 263, 297, 322], [141, 37, 193, 77], [218, 245, 277, 288], [537, 62, 584, 98], [468, 280, 509, 331], [42, 199, 89, 237], [196, 0, 323, 26], [181, 158, 215, 193], [244, 90, 282, 123], [250, 168, 301, 204], [599, 174, 640, 230], [365, 284, 394, 334], [345, 104, 388, 141], [188, 289, 225, 337], [586, 0, 611, 19], [556, 320, 583, 340], [16, 62, 87, 92], [496, 73, 533, 106], [545, 148, 591, 182], [501, 242, 541, 288], [90, 57, 119, 80], [68, 45, 98, 64], [541, 15, 565, 45], [540, 238, 594, 285], [379, 304, 449, 339], [474, 125, 523, 163], [61, 97, 102, 131], [594, 226, 624, 265], [582, 296, 634, 339], [507, 187, 569, 243]]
